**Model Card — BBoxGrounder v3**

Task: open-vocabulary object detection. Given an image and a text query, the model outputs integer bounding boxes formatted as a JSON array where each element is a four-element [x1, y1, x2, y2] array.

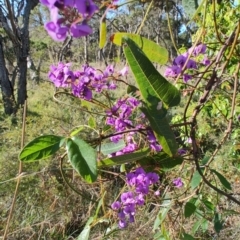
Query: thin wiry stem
[[3, 100, 27, 239]]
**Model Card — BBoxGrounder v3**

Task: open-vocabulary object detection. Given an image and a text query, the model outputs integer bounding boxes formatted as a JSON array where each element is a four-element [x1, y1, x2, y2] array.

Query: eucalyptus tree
[[0, 0, 39, 115]]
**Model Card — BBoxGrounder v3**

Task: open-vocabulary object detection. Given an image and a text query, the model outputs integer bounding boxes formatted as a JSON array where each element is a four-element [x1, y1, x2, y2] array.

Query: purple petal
[[70, 23, 93, 38]]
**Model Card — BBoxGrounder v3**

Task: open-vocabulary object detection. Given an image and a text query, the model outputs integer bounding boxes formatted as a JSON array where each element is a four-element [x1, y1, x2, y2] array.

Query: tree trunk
[[17, 0, 39, 107], [0, 37, 17, 115], [0, 0, 39, 113]]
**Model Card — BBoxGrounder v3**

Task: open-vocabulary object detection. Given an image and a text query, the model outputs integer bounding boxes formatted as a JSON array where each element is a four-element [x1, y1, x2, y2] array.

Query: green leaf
[[211, 169, 232, 190], [214, 212, 223, 234], [123, 38, 181, 108], [201, 155, 210, 165], [153, 199, 172, 231], [66, 137, 97, 183], [141, 107, 178, 156], [19, 135, 64, 162], [111, 32, 168, 64], [142, 152, 183, 170], [184, 202, 197, 218], [98, 148, 150, 168], [153, 233, 166, 240], [94, 192, 105, 220], [201, 219, 208, 232], [192, 220, 203, 234], [190, 171, 202, 189], [97, 139, 126, 155], [181, 233, 195, 240], [202, 199, 214, 212], [99, 18, 107, 49], [70, 126, 85, 137], [88, 116, 96, 129]]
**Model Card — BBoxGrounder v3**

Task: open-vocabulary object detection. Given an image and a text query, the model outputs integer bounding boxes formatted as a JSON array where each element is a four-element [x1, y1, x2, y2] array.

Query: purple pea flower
[[119, 219, 127, 229], [174, 55, 187, 68], [202, 56, 210, 66], [164, 66, 181, 78], [194, 44, 207, 55], [178, 148, 187, 155], [121, 192, 135, 204], [45, 21, 68, 41], [70, 23, 93, 38], [40, 0, 59, 8], [186, 59, 197, 69], [111, 201, 121, 211], [147, 172, 159, 185], [173, 177, 184, 188], [183, 74, 192, 83]]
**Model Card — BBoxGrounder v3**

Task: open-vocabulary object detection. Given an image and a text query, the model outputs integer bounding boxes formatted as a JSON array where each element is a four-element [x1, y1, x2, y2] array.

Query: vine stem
[[3, 100, 27, 240]]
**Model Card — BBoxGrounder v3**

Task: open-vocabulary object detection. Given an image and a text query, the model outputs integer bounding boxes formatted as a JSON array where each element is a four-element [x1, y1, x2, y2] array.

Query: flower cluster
[[111, 167, 159, 228], [40, 0, 99, 41], [106, 98, 163, 155], [49, 62, 127, 100], [164, 44, 210, 82]]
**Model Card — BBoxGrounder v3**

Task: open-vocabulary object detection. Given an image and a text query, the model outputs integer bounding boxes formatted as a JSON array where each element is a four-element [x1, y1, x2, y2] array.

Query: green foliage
[[98, 139, 126, 155], [184, 201, 197, 218], [141, 107, 178, 156], [2, 0, 240, 239], [19, 135, 64, 162], [111, 32, 169, 64], [99, 18, 107, 49], [123, 38, 181, 108], [98, 148, 150, 167], [66, 137, 97, 183]]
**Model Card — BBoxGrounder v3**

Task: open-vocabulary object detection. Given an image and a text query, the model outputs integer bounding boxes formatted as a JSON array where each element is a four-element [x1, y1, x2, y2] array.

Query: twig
[[3, 100, 27, 239]]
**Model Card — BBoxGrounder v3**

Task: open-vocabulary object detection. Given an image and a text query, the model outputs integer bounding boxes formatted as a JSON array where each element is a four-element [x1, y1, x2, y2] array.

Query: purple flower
[[123, 203, 135, 215], [40, 0, 59, 8], [104, 65, 114, 77], [178, 148, 187, 155], [183, 74, 192, 83], [174, 55, 187, 68], [64, 0, 75, 7], [45, 21, 68, 41], [135, 193, 145, 206], [70, 23, 93, 38], [121, 192, 135, 204], [164, 66, 181, 78], [173, 177, 184, 188], [110, 134, 123, 143], [194, 44, 207, 55], [186, 59, 197, 69], [147, 172, 159, 185], [135, 184, 149, 195], [75, 0, 98, 17], [112, 167, 160, 229], [202, 56, 210, 66], [40, 0, 98, 41], [119, 219, 127, 228], [111, 201, 121, 211]]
